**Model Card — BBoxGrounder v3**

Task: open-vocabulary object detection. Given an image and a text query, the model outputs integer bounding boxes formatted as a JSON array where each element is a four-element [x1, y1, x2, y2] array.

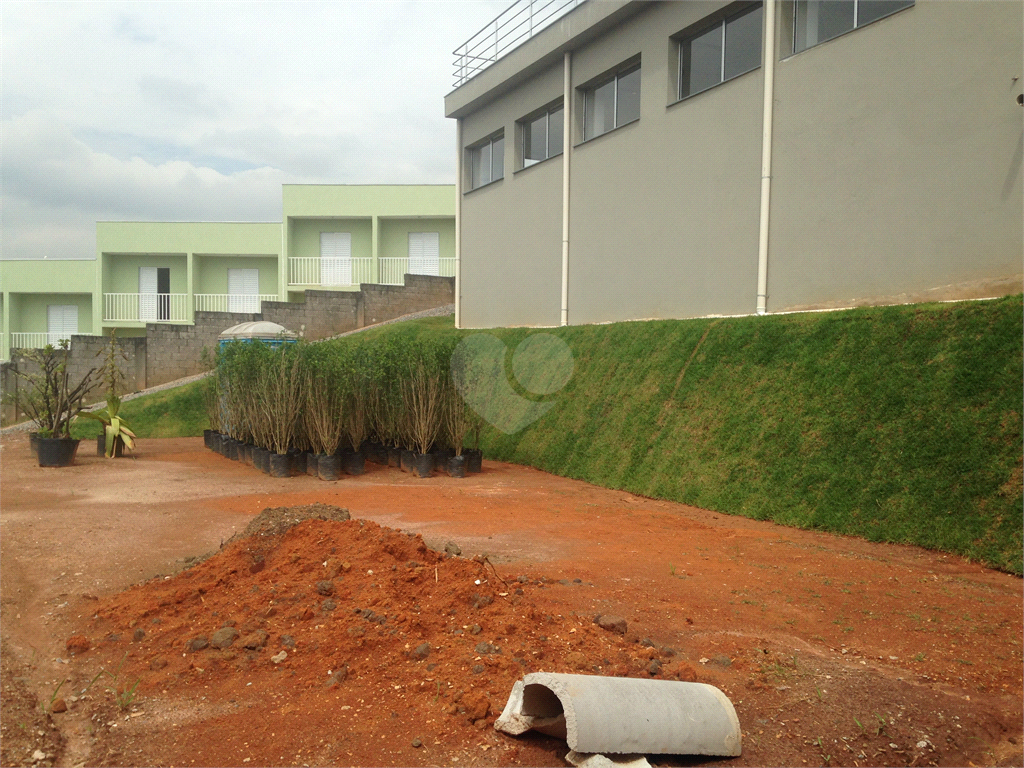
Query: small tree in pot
[[10, 342, 96, 466]]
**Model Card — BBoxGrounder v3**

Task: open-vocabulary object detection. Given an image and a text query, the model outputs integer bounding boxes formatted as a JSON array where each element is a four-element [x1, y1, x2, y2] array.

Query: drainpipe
[[756, 0, 777, 316], [455, 118, 463, 329], [560, 50, 571, 327]]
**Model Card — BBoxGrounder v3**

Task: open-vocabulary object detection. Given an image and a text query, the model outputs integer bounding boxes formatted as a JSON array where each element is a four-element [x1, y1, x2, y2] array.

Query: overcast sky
[[1, 0, 509, 260]]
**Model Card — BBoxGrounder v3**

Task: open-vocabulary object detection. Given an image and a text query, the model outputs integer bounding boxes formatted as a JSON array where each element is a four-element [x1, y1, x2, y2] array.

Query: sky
[[1, 0, 509, 260]]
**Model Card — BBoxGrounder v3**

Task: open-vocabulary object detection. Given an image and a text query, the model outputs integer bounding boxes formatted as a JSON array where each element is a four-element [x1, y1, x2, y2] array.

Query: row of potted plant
[[202, 429, 483, 479], [204, 332, 487, 480]]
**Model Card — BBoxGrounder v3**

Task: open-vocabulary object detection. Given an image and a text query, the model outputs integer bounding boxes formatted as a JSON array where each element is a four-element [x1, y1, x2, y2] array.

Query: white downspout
[[455, 118, 463, 329], [560, 50, 571, 327], [756, 0, 777, 316]]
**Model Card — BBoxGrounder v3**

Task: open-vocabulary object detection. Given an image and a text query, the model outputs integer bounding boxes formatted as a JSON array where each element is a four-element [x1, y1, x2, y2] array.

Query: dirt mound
[[232, 502, 353, 540], [75, 512, 683, 766]]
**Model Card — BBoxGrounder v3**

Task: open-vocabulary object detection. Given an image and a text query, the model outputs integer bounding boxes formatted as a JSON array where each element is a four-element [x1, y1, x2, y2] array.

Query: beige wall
[[768, 0, 1023, 310], [460, 60, 565, 328], [452, 0, 1023, 327]]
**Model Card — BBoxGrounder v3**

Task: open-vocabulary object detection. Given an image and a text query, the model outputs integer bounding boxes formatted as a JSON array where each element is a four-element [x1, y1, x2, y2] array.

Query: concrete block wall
[[145, 311, 259, 388], [0, 334, 147, 425], [363, 274, 455, 326], [262, 290, 361, 341]]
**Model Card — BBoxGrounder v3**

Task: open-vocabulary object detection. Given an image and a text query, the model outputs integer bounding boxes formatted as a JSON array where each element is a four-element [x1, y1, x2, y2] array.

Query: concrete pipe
[[494, 672, 741, 757]]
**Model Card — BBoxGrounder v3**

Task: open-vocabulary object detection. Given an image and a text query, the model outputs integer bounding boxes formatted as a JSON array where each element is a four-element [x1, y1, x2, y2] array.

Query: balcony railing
[[452, 0, 585, 87], [104, 293, 189, 323], [10, 332, 71, 350], [194, 294, 277, 313], [288, 257, 375, 287], [379, 258, 456, 286]]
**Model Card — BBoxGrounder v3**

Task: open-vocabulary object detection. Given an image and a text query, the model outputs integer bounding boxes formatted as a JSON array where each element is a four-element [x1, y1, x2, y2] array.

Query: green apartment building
[[1, 185, 455, 360]]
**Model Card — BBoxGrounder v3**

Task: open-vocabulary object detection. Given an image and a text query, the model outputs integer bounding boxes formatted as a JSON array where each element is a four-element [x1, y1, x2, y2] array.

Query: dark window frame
[[674, 2, 764, 103]]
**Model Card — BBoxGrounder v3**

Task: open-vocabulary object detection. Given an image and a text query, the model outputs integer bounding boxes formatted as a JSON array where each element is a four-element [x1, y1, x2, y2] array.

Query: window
[[794, 0, 912, 53], [521, 104, 564, 167], [228, 268, 260, 312], [320, 232, 352, 286], [582, 64, 641, 141], [468, 134, 504, 190], [46, 305, 78, 347], [408, 232, 441, 276], [678, 3, 763, 100]]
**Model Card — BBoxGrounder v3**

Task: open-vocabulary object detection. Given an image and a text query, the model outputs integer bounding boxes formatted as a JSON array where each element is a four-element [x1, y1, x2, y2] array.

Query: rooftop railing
[[453, 0, 586, 88]]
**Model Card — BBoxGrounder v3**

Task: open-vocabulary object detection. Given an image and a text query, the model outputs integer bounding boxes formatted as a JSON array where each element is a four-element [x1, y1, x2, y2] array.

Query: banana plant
[[79, 394, 136, 458]]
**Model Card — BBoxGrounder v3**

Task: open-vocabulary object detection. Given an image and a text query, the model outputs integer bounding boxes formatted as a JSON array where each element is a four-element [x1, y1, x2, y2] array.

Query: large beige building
[[445, 0, 1023, 328]]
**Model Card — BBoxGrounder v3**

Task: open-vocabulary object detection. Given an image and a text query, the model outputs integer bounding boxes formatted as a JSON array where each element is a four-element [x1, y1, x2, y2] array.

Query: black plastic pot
[[226, 438, 239, 461], [251, 446, 267, 473], [343, 451, 366, 476], [365, 443, 388, 465], [319, 454, 342, 481], [97, 431, 125, 457], [238, 443, 252, 466], [431, 447, 453, 470], [38, 437, 80, 467], [203, 429, 214, 449], [413, 452, 434, 478], [448, 454, 467, 478], [465, 448, 483, 473], [387, 446, 402, 468], [400, 449, 415, 473], [306, 453, 320, 477], [269, 452, 291, 478], [216, 434, 229, 456], [289, 450, 307, 474]]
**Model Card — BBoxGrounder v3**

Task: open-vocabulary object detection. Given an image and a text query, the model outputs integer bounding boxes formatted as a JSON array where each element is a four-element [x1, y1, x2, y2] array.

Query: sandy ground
[[0, 434, 1020, 767]]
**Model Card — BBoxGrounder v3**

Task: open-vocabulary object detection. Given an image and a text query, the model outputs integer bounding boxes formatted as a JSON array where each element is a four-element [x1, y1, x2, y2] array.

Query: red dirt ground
[[1, 435, 1021, 767]]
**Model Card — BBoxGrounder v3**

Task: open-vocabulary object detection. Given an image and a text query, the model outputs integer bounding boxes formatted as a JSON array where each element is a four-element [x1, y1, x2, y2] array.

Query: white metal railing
[[379, 258, 457, 286], [104, 293, 189, 322], [194, 294, 277, 313], [10, 332, 67, 350], [288, 257, 374, 286], [453, 0, 585, 87]]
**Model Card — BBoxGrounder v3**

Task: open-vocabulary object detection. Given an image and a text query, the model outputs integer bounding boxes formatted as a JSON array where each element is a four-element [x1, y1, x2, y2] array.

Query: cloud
[[0, 0, 510, 259], [1, 112, 295, 259]]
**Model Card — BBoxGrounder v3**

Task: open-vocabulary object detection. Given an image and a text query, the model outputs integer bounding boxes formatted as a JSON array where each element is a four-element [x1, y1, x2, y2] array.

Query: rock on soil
[[65, 635, 90, 655], [209, 627, 239, 649], [594, 614, 628, 635]]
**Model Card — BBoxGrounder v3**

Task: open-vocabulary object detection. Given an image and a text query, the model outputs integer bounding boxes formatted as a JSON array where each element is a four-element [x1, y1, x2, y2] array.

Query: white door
[[139, 267, 158, 321], [47, 305, 78, 347], [228, 268, 260, 313], [320, 232, 352, 286], [408, 232, 440, 276]]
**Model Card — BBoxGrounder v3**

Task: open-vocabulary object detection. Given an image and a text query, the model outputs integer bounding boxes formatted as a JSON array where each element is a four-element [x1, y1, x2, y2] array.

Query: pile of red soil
[[75, 505, 695, 766]]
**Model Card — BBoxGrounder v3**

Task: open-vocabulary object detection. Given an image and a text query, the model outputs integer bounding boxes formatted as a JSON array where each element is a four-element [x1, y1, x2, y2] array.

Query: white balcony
[[379, 257, 456, 285], [288, 257, 456, 287], [194, 294, 277, 313], [104, 293, 189, 323], [288, 257, 374, 287], [10, 332, 71, 350]]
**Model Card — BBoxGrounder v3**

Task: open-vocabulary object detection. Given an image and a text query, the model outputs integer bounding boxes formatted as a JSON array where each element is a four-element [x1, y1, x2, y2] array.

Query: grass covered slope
[[72, 379, 210, 440], [462, 296, 1021, 574], [71, 295, 1021, 573]]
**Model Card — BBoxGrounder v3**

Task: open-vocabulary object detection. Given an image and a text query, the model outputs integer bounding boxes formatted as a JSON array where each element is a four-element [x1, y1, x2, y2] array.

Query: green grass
[[400, 298, 1022, 573], [72, 296, 1023, 574], [71, 378, 210, 440]]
